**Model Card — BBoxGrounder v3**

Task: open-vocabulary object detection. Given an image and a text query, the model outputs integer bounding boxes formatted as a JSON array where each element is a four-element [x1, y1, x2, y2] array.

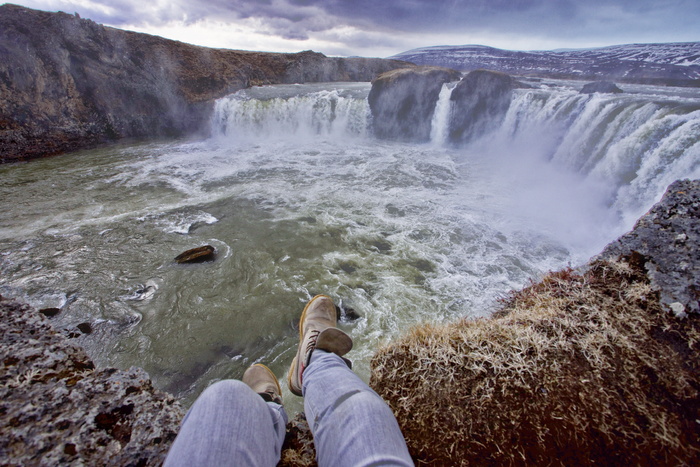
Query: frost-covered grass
[[370, 259, 700, 465]]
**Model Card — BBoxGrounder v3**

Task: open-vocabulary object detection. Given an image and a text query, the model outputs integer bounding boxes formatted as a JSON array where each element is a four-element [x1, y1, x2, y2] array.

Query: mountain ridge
[[391, 42, 700, 85]]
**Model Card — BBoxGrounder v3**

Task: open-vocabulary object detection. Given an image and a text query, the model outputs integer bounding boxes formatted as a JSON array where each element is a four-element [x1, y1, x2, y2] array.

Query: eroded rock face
[[0, 5, 411, 162], [0, 296, 184, 466], [448, 69, 515, 144], [580, 81, 623, 94], [599, 179, 700, 316], [368, 66, 461, 142]]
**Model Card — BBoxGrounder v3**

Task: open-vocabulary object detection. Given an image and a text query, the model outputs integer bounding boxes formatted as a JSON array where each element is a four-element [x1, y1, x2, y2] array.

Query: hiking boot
[[287, 294, 353, 396], [243, 364, 283, 405]]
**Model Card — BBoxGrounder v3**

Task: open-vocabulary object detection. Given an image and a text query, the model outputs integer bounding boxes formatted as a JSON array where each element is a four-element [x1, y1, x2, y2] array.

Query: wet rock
[[370, 239, 393, 252], [39, 307, 61, 317], [580, 81, 623, 94], [368, 66, 461, 142], [339, 262, 357, 274], [0, 296, 184, 465], [175, 245, 216, 264], [335, 304, 362, 322], [599, 179, 700, 316], [448, 69, 515, 144]]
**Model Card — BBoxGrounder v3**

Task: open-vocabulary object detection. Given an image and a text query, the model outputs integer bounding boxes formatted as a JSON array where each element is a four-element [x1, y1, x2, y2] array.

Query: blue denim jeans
[[164, 350, 413, 466]]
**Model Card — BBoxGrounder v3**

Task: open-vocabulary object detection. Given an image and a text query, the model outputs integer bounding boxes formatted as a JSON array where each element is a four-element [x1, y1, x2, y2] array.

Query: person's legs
[[303, 350, 413, 467], [287, 294, 412, 467], [164, 373, 287, 467]]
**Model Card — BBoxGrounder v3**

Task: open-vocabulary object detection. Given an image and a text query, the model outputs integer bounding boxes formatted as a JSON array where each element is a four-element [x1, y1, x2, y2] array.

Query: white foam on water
[[1, 80, 698, 407]]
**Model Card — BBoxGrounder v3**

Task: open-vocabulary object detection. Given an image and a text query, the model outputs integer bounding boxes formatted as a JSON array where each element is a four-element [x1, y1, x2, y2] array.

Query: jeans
[[164, 350, 413, 467]]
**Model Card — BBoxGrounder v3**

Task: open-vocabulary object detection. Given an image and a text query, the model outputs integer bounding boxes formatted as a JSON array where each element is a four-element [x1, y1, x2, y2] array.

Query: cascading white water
[[479, 82, 700, 226], [212, 83, 372, 143], [1, 79, 698, 411], [212, 79, 700, 236], [429, 82, 455, 145]]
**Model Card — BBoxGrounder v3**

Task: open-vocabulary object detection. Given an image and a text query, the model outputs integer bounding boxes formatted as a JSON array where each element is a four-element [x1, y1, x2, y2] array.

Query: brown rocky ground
[[0, 4, 411, 163], [0, 296, 184, 466], [370, 179, 700, 465]]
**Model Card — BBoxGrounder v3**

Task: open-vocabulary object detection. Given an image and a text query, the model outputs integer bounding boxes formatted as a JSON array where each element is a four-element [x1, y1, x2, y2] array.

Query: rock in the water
[[175, 245, 216, 264], [598, 179, 700, 316], [448, 69, 515, 145], [335, 304, 362, 322], [368, 66, 461, 142], [39, 307, 61, 317], [580, 81, 623, 94]]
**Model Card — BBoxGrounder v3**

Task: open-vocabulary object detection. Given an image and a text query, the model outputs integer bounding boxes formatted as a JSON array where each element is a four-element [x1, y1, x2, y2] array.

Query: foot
[[243, 364, 283, 405], [287, 295, 353, 396]]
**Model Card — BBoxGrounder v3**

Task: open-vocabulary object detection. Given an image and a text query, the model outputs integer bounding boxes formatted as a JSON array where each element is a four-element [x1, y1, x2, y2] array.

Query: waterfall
[[212, 83, 371, 143], [476, 85, 700, 223], [211, 81, 699, 226], [429, 82, 455, 145]]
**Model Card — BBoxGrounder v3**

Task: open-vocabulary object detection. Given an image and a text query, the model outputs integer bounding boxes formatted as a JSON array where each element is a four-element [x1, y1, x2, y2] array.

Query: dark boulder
[[39, 307, 61, 317], [335, 304, 362, 322], [368, 66, 461, 142], [598, 179, 699, 316], [448, 69, 515, 145], [174, 245, 216, 264], [580, 81, 623, 94]]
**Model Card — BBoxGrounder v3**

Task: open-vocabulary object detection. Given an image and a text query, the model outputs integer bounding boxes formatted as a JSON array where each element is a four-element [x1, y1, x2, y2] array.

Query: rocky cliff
[[0, 4, 411, 163], [368, 67, 524, 145], [448, 69, 516, 145], [370, 179, 700, 466], [0, 296, 184, 466], [367, 66, 461, 142]]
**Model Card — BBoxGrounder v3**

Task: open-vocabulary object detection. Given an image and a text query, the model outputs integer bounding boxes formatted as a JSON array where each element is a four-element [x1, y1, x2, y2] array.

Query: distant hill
[[391, 42, 700, 85]]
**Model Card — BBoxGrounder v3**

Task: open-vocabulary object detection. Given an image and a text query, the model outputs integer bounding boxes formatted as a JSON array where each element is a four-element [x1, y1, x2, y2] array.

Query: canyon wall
[[0, 4, 411, 162]]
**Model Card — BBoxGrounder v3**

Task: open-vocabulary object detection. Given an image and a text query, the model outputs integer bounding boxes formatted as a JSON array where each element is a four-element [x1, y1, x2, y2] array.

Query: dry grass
[[370, 258, 700, 465]]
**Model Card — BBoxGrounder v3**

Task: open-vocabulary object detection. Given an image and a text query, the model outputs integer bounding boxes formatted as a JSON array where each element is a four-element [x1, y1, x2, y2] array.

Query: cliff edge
[[0, 296, 184, 465], [370, 179, 700, 465], [2, 181, 698, 465], [0, 4, 411, 162]]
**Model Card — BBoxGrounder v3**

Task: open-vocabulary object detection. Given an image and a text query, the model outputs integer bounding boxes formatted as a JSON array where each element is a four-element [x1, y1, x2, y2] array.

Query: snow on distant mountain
[[391, 42, 700, 83]]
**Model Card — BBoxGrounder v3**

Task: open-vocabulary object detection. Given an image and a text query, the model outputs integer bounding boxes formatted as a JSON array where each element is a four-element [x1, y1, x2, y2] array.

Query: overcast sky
[[10, 0, 700, 57]]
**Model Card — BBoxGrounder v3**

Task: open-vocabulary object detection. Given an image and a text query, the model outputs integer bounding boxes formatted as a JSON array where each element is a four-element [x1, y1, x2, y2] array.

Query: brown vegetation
[[371, 258, 700, 465]]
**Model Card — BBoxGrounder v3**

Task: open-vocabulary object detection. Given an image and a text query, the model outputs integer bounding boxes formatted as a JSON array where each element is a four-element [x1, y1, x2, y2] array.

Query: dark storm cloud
[[21, 0, 700, 53], [318, 0, 698, 36], [142, 0, 695, 44]]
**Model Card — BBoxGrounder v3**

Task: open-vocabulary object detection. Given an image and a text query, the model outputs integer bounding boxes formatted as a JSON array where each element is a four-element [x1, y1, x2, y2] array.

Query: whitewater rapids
[[0, 79, 697, 411]]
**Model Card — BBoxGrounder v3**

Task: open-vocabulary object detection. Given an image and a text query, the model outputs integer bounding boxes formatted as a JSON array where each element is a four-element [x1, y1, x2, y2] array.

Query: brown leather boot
[[243, 364, 283, 404], [287, 295, 353, 396]]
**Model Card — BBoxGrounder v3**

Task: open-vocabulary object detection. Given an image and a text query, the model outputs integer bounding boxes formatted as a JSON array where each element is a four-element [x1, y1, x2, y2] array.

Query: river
[[1, 79, 698, 412]]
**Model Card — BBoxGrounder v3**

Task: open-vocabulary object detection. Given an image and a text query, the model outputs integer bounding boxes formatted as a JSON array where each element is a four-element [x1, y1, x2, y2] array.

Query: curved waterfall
[[212, 83, 372, 142], [1, 79, 698, 409], [213, 80, 700, 227]]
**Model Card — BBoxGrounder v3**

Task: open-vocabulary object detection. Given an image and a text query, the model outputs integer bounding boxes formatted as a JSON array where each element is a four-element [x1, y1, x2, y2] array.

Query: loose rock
[[175, 245, 216, 264], [580, 81, 623, 94]]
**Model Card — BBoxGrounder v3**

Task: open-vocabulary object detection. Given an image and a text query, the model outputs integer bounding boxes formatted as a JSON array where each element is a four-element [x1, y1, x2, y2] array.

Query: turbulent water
[[1, 80, 698, 410]]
